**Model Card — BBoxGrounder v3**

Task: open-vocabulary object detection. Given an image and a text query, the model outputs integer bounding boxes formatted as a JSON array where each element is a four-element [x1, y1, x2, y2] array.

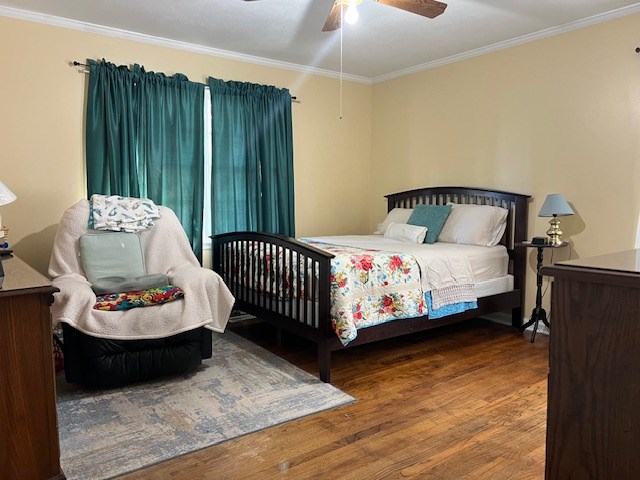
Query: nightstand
[[0, 255, 63, 479], [516, 241, 568, 343]]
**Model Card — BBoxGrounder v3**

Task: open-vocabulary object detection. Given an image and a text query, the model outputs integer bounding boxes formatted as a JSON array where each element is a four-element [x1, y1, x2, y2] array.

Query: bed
[[212, 186, 530, 382]]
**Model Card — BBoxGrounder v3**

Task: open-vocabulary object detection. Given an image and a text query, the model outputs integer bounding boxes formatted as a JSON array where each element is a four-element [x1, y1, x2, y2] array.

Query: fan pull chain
[[339, 2, 344, 120]]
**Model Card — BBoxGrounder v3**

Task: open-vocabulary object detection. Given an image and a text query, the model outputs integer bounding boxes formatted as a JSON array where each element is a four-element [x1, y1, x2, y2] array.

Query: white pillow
[[373, 208, 414, 235], [384, 222, 428, 244], [437, 204, 509, 247]]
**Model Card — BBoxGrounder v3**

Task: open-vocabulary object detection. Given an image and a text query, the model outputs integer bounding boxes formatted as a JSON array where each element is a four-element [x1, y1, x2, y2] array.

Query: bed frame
[[212, 186, 531, 382]]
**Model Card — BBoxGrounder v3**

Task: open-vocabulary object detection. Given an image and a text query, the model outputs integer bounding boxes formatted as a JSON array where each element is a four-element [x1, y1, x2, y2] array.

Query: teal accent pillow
[[79, 232, 146, 284], [407, 204, 452, 244]]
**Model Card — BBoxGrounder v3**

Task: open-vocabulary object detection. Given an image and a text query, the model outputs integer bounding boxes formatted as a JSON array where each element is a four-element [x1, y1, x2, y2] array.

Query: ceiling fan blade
[[322, 2, 343, 32], [377, 0, 447, 19]]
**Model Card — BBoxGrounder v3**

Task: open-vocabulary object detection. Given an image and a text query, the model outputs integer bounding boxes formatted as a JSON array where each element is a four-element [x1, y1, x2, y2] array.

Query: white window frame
[[202, 87, 213, 250]]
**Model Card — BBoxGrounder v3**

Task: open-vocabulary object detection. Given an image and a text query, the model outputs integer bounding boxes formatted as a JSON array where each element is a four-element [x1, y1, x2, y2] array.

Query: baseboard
[[480, 312, 550, 336], [228, 310, 260, 328], [526, 324, 550, 336], [480, 312, 512, 326], [229, 311, 256, 322]]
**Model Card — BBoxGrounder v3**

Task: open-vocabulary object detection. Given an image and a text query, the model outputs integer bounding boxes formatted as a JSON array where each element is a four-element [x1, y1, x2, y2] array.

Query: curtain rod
[[71, 61, 300, 103]]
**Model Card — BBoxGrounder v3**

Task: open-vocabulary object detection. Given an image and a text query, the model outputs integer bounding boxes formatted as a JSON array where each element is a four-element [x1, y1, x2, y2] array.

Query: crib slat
[[288, 247, 294, 318], [268, 242, 273, 312], [250, 240, 256, 306], [312, 259, 318, 328], [296, 252, 302, 321], [303, 255, 309, 326], [234, 242, 246, 298], [236, 241, 242, 299], [275, 247, 278, 314]]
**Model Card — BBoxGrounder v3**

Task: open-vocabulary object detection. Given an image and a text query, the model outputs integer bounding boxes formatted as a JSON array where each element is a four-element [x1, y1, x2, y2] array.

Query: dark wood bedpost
[[318, 339, 331, 383], [511, 194, 530, 328], [317, 248, 333, 383]]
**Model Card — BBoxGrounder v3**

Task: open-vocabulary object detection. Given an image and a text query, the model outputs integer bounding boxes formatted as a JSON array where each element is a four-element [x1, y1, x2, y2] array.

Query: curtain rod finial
[[636, 47, 640, 53]]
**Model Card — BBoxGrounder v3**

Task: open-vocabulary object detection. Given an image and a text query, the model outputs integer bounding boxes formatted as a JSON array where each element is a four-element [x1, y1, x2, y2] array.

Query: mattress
[[475, 275, 513, 298], [421, 242, 509, 282]]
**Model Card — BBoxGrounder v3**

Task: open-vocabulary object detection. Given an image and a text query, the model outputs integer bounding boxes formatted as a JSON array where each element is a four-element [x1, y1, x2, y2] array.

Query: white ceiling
[[2, 0, 640, 82]]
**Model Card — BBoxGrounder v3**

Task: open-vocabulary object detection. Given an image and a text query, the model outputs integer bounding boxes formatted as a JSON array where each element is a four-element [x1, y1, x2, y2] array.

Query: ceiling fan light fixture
[[344, 0, 359, 25]]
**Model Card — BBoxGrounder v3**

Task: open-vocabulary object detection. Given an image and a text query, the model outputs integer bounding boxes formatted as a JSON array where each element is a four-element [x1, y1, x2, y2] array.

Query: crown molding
[[372, 2, 640, 84], [0, 5, 372, 85], [2, 2, 639, 87]]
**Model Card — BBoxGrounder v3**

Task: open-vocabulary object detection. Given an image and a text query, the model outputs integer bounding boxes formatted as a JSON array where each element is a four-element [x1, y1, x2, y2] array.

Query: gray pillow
[[79, 232, 146, 284], [91, 273, 170, 295]]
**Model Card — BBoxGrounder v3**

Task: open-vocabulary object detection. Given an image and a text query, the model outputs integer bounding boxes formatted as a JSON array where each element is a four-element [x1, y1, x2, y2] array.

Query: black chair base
[[60, 323, 212, 387]]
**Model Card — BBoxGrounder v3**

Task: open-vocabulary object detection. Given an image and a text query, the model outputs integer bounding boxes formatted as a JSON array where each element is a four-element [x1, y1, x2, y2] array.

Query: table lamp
[[0, 180, 15, 287], [0, 180, 17, 240], [538, 193, 574, 246]]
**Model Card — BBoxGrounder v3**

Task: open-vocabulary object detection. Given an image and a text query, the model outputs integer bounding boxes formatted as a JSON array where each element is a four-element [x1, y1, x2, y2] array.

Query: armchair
[[49, 199, 234, 387]]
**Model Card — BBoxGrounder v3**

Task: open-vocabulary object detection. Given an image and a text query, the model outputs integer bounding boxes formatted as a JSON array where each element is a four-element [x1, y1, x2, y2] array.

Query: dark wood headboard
[[385, 186, 531, 250]]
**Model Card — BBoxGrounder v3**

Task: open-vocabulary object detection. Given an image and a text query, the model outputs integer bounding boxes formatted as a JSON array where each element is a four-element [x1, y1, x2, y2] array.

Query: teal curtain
[[86, 60, 140, 197], [208, 78, 295, 236], [86, 59, 205, 260], [137, 71, 205, 258]]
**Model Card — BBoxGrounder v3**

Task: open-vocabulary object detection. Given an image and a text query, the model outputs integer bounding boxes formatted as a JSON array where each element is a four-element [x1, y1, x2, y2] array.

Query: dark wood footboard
[[212, 186, 530, 383], [212, 232, 338, 380]]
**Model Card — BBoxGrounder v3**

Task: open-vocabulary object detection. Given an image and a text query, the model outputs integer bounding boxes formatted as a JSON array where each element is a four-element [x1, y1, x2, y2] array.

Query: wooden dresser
[[542, 249, 640, 479], [0, 255, 64, 480]]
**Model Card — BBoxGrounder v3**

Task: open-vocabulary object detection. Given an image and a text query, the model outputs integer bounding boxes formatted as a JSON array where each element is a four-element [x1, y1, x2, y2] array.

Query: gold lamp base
[[546, 216, 564, 246]]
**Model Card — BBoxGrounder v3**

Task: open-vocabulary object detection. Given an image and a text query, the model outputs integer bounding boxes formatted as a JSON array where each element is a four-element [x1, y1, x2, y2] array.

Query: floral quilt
[[301, 240, 467, 345]]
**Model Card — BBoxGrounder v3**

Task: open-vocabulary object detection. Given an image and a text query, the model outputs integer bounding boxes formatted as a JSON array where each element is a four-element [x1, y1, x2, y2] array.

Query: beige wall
[[0, 15, 372, 273], [372, 13, 640, 313], [2, 11, 640, 316]]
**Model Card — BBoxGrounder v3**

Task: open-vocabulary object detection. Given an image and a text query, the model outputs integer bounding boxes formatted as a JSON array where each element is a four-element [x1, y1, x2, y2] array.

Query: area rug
[[56, 331, 354, 480]]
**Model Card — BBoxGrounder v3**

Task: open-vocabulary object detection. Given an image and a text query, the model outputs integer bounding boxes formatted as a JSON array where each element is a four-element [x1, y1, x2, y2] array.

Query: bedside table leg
[[526, 246, 549, 343], [521, 306, 548, 343]]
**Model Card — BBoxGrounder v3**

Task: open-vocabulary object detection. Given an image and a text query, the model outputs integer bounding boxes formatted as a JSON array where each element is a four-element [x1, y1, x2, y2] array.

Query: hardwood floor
[[119, 320, 548, 479]]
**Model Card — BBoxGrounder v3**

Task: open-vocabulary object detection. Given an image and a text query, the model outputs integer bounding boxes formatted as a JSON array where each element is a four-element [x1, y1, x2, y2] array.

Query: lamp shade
[[0, 180, 16, 207], [538, 193, 574, 217]]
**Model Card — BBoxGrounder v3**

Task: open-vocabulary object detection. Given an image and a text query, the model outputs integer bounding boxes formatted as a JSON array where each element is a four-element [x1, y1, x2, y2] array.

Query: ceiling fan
[[244, 0, 448, 32]]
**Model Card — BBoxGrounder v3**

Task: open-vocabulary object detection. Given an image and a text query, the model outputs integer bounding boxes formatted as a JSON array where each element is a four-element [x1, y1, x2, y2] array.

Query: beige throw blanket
[[49, 200, 235, 339]]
